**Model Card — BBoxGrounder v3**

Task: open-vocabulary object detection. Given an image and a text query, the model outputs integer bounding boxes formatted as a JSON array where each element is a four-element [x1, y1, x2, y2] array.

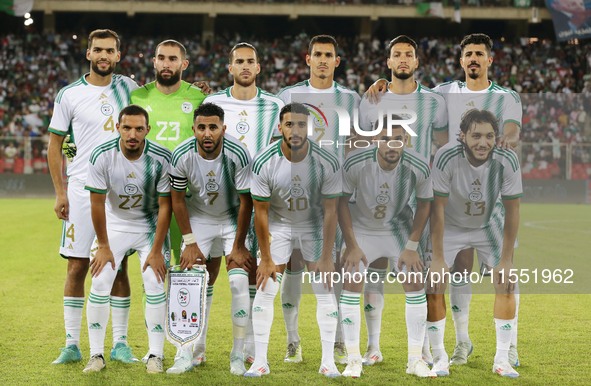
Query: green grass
[[0, 200, 589, 385]]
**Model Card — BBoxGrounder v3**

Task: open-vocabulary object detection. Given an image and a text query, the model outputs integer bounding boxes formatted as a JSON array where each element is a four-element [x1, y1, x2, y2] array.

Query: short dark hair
[[119, 104, 149, 125], [460, 33, 492, 55], [387, 35, 417, 56], [308, 35, 338, 55], [194, 102, 224, 122], [280, 103, 310, 122], [155, 39, 187, 60], [459, 109, 499, 136], [88, 29, 120, 50], [229, 42, 258, 63]]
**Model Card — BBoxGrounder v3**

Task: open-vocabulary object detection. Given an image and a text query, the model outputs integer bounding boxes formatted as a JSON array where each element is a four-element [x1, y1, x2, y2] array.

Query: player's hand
[[398, 249, 424, 274], [256, 258, 277, 291], [342, 245, 368, 274], [180, 243, 205, 270], [54, 193, 69, 220], [493, 259, 515, 294], [193, 81, 212, 95], [315, 256, 336, 291], [427, 257, 448, 295], [497, 134, 518, 149], [143, 250, 166, 283], [365, 78, 388, 104], [226, 245, 253, 272], [62, 135, 77, 160], [90, 246, 115, 277]]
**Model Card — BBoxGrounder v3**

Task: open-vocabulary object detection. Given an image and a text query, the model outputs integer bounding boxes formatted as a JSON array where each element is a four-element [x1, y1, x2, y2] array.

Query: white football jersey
[[204, 87, 284, 158], [432, 141, 523, 229], [358, 83, 447, 160], [277, 80, 361, 162], [251, 140, 341, 234], [433, 80, 522, 141], [48, 74, 139, 181], [85, 138, 171, 233], [170, 135, 251, 225], [343, 146, 432, 235]]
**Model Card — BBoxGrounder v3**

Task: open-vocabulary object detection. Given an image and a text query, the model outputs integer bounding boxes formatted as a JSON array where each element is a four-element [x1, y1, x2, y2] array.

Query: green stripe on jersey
[[252, 142, 280, 174], [224, 138, 249, 168], [89, 138, 119, 164], [436, 145, 463, 170], [172, 139, 197, 166], [343, 148, 376, 172]]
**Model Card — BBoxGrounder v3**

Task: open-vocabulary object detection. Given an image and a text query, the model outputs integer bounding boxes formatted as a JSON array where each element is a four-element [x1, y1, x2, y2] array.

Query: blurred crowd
[[1, 32, 590, 178]]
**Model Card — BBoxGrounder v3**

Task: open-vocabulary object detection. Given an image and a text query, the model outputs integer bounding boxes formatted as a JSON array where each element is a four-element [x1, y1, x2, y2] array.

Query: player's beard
[[156, 68, 182, 87], [466, 63, 482, 80], [283, 132, 306, 152], [198, 137, 222, 154], [462, 141, 492, 166], [393, 69, 414, 80], [234, 74, 255, 88], [91, 61, 116, 77], [378, 148, 401, 166]]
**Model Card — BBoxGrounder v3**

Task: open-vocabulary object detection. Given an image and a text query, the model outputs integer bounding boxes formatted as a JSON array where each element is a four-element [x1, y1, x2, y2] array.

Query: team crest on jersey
[[124, 184, 139, 195], [206, 181, 219, 192], [376, 194, 390, 205], [236, 121, 250, 134], [291, 186, 305, 197], [101, 104, 114, 116], [469, 191, 482, 202], [182, 102, 193, 114]]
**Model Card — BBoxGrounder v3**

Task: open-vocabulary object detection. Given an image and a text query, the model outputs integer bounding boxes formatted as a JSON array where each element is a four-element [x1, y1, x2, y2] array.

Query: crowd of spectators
[[1, 32, 590, 178]]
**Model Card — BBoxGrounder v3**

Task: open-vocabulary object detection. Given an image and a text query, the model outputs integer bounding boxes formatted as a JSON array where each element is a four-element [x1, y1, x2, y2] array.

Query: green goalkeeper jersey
[[131, 80, 206, 152]]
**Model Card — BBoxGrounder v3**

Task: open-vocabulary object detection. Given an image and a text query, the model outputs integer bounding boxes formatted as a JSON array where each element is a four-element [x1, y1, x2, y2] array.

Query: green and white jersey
[[130, 80, 207, 152], [48, 73, 139, 181], [432, 142, 522, 229], [203, 87, 283, 158], [251, 140, 341, 234], [170, 135, 251, 225], [85, 138, 171, 234], [358, 83, 447, 160], [433, 80, 522, 141], [343, 146, 432, 236], [277, 80, 361, 162]]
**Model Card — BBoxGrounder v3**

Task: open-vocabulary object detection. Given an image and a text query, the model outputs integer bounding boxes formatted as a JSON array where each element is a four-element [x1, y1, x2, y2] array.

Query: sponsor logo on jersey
[[182, 102, 193, 113], [127, 172, 136, 179]]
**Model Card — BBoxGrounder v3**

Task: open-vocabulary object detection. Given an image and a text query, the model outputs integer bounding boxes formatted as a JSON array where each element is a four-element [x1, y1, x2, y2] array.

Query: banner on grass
[[546, 0, 591, 41]]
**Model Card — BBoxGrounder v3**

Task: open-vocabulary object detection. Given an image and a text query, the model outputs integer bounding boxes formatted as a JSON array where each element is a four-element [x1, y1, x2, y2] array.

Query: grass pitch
[[0, 200, 589, 385]]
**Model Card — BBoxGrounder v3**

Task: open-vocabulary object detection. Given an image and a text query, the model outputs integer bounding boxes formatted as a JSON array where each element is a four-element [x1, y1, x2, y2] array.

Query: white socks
[[228, 268, 250, 356], [494, 318, 514, 364], [63, 296, 84, 347], [450, 277, 472, 343], [145, 291, 166, 357], [364, 268, 386, 350], [281, 268, 303, 344], [339, 290, 361, 359], [405, 290, 427, 361], [252, 273, 282, 367], [426, 318, 448, 361], [87, 291, 110, 356], [311, 279, 338, 365], [110, 296, 130, 346]]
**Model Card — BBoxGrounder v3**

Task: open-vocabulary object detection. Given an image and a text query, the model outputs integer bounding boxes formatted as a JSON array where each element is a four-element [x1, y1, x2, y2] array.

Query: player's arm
[[398, 199, 430, 273], [170, 176, 206, 270], [338, 194, 367, 272], [89, 191, 115, 277], [499, 121, 520, 149], [227, 192, 254, 271], [433, 130, 449, 148], [253, 198, 275, 290], [364, 78, 389, 104], [48, 132, 68, 220], [143, 195, 171, 283]]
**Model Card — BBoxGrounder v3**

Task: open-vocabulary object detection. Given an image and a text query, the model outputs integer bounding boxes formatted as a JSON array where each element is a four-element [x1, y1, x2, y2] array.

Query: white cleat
[[230, 354, 247, 376], [493, 361, 520, 378], [318, 362, 341, 378], [82, 354, 105, 373], [432, 356, 450, 377], [333, 342, 348, 365], [284, 341, 302, 363], [342, 358, 363, 378], [192, 345, 206, 367], [146, 355, 163, 374], [244, 363, 271, 377], [450, 341, 473, 366], [362, 348, 383, 366], [509, 344, 520, 367], [406, 359, 437, 378], [167, 355, 193, 374]]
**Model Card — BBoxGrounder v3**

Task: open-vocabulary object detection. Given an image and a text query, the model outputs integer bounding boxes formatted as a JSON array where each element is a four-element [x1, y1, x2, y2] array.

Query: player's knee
[[142, 268, 164, 293], [91, 273, 116, 294], [67, 258, 89, 280]]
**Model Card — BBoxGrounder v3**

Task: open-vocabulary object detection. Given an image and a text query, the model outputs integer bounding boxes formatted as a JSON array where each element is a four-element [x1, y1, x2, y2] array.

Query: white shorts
[[188, 220, 236, 259], [269, 225, 323, 266], [443, 224, 503, 269], [59, 178, 94, 258]]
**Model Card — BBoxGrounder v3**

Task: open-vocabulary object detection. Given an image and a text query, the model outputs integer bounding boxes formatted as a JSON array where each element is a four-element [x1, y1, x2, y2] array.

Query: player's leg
[[332, 225, 347, 365], [281, 249, 305, 363], [138, 237, 168, 374], [449, 247, 475, 366], [419, 225, 433, 366], [170, 213, 182, 266], [244, 219, 258, 364], [303, 237, 340, 378], [339, 268, 364, 378], [83, 233, 132, 373], [109, 255, 137, 363], [53, 181, 91, 365], [362, 258, 387, 365]]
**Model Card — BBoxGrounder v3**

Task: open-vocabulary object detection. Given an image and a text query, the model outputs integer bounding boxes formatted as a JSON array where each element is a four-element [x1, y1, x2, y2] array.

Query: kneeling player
[[339, 117, 437, 378], [428, 109, 521, 378], [83, 105, 171, 374], [245, 103, 341, 377], [168, 103, 253, 375]]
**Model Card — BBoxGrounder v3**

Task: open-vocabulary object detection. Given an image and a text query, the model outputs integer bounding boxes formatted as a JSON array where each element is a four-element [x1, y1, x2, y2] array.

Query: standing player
[[82, 105, 171, 373], [203, 42, 284, 364], [357, 35, 447, 366], [167, 103, 252, 375], [338, 117, 436, 378], [245, 103, 341, 378], [276, 35, 360, 364], [428, 109, 521, 378], [48, 29, 139, 365], [130, 39, 207, 267]]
